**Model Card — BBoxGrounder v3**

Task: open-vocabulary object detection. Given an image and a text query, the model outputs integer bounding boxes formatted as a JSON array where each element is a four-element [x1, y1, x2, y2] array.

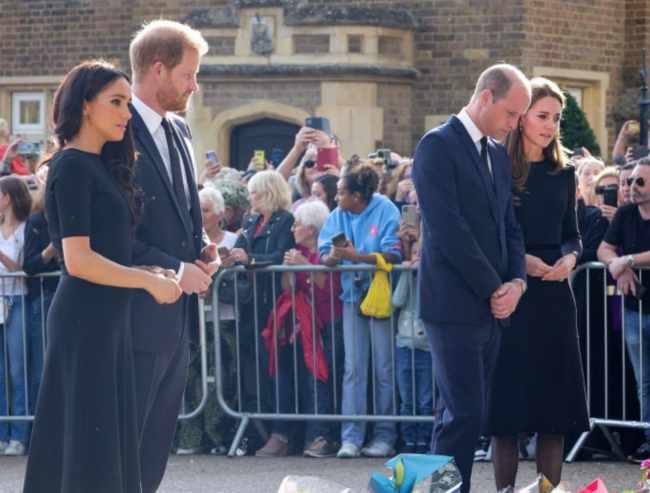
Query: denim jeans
[[341, 303, 396, 447], [0, 295, 29, 443], [624, 308, 650, 441], [269, 319, 344, 444], [27, 291, 54, 413], [395, 346, 433, 445]]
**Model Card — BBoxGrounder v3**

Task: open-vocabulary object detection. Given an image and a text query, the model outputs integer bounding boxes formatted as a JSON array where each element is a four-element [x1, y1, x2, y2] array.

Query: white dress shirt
[[457, 108, 492, 175]]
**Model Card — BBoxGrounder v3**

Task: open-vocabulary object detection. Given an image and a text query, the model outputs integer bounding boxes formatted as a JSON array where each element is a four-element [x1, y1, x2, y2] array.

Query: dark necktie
[[160, 118, 189, 212], [480, 136, 490, 175]]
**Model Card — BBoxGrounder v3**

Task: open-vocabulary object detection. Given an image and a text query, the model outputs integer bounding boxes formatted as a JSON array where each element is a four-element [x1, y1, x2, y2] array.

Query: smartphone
[[572, 148, 585, 158], [305, 117, 331, 137], [603, 188, 618, 208], [17, 140, 42, 155], [206, 150, 218, 166], [316, 147, 339, 172], [402, 204, 418, 225], [635, 280, 647, 300], [632, 146, 649, 160], [271, 148, 284, 167], [217, 246, 230, 257], [331, 231, 347, 247], [254, 150, 265, 170]]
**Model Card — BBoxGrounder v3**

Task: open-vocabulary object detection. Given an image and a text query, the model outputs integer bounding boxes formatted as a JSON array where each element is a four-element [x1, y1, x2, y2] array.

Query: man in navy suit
[[128, 20, 219, 493], [412, 64, 530, 493]]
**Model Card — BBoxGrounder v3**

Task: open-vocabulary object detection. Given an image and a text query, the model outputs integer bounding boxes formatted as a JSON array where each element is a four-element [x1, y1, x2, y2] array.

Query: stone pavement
[[0, 455, 640, 493]]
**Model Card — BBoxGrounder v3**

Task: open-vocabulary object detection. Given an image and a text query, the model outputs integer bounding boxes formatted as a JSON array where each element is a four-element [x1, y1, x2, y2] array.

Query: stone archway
[[213, 101, 310, 168]]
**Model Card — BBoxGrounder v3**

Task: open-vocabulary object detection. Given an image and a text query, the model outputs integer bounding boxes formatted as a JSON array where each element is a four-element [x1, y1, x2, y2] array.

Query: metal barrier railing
[[1, 271, 210, 424], [0, 271, 60, 424], [566, 261, 650, 462], [209, 263, 435, 457]]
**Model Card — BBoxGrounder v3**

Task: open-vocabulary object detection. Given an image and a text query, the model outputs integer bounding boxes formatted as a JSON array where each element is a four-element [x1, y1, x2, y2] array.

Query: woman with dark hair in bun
[[319, 156, 402, 459], [23, 60, 181, 493]]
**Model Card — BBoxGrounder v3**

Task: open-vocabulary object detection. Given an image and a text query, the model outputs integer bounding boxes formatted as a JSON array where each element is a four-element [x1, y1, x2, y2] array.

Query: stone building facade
[[0, 0, 647, 169]]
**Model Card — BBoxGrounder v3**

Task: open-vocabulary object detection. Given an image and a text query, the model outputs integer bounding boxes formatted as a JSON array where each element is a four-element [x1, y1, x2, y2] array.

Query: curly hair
[[341, 156, 380, 203]]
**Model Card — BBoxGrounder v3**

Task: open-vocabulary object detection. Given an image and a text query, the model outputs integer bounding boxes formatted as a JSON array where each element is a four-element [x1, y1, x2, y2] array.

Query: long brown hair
[[502, 77, 569, 200], [0, 177, 33, 223], [40, 60, 144, 229]]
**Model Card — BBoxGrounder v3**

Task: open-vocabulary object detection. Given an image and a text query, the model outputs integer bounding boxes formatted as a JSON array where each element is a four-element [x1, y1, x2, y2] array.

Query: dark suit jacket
[[129, 106, 207, 353], [412, 114, 526, 326]]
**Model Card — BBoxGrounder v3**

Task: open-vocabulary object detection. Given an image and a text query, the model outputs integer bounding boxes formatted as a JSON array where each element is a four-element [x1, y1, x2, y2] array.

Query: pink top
[[295, 244, 342, 323]]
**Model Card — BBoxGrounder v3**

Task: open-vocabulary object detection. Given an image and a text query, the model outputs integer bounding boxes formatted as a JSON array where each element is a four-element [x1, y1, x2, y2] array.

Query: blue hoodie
[[318, 193, 402, 302]]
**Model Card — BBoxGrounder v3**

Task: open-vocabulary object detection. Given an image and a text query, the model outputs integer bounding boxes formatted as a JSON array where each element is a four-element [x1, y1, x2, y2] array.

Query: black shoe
[[628, 441, 650, 464], [474, 435, 490, 462], [401, 442, 416, 454]]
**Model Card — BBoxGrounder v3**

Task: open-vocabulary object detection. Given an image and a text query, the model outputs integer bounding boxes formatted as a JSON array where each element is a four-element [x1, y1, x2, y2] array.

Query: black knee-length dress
[[23, 149, 141, 493], [484, 159, 590, 435]]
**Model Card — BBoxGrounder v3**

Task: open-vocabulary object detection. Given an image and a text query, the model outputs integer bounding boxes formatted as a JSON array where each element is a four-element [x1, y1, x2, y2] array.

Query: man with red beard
[[129, 20, 219, 493]]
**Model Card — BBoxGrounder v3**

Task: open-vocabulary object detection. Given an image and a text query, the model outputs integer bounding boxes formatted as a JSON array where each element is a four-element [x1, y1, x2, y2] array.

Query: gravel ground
[[0, 455, 640, 493]]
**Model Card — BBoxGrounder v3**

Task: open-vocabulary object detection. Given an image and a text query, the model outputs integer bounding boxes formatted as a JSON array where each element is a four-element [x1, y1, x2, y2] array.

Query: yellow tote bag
[[360, 253, 393, 319]]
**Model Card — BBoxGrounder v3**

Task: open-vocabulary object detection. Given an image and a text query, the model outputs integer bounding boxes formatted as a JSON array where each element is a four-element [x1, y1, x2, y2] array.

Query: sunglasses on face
[[627, 176, 647, 187], [304, 160, 316, 168]]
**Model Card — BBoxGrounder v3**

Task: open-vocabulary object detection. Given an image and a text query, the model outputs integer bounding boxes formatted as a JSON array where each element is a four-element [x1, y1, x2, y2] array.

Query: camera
[[18, 140, 42, 155], [595, 184, 619, 208]]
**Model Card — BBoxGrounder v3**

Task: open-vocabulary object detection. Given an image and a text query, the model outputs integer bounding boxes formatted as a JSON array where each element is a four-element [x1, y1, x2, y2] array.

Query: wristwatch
[[626, 254, 636, 268], [512, 278, 527, 294]]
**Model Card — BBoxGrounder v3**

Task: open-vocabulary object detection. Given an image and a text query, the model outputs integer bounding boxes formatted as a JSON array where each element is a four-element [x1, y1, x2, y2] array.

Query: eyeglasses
[[627, 176, 647, 187], [304, 160, 316, 168]]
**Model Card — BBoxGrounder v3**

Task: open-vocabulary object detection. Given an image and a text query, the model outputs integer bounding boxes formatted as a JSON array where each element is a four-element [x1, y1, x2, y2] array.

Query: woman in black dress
[[484, 77, 589, 489], [23, 60, 181, 493]]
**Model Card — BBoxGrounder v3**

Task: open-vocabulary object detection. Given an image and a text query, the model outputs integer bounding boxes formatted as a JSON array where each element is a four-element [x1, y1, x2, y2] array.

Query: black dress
[[484, 159, 590, 435], [23, 149, 141, 493]]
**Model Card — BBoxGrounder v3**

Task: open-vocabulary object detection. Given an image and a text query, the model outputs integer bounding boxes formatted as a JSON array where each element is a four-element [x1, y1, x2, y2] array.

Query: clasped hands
[[607, 256, 640, 297], [179, 243, 222, 296]]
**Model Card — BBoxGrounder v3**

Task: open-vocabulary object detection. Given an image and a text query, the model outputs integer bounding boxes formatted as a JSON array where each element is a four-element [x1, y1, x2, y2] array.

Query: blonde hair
[[0, 119, 8, 139], [294, 146, 318, 198], [130, 19, 208, 81], [591, 166, 620, 206], [248, 170, 292, 213]]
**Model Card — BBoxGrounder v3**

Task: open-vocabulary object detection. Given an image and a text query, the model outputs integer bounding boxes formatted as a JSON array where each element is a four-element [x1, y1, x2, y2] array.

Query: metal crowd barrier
[[0, 271, 60, 425], [209, 264, 436, 457], [1, 271, 210, 425], [566, 262, 650, 462]]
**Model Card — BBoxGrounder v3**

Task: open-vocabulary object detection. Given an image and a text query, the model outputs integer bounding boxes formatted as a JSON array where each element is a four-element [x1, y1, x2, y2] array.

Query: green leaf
[[394, 459, 404, 491]]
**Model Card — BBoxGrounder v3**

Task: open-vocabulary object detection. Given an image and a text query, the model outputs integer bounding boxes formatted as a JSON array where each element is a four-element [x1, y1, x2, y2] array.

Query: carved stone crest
[[251, 13, 274, 55]]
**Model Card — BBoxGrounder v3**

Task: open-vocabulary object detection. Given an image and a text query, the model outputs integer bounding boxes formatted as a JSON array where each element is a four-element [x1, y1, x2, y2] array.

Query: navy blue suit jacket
[[129, 106, 207, 353], [412, 115, 526, 327]]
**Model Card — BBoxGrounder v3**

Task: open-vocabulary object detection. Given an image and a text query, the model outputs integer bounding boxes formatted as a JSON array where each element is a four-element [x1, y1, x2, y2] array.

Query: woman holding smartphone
[[23, 60, 181, 493], [319, 157, 402, 459]]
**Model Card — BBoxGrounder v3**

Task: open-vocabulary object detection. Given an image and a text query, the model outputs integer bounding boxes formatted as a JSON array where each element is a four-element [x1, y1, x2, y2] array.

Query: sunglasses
[[304, 160, 316, 168], [627, 176, 647, 187]]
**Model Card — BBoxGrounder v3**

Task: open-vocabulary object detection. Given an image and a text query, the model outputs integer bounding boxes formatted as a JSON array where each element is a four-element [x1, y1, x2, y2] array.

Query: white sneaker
[[337, 442, 360, 458], [5, 440, 26, 456], [175, 446, 203, 455], [0, 441, 9, 454], [363, 442, 395, 458]]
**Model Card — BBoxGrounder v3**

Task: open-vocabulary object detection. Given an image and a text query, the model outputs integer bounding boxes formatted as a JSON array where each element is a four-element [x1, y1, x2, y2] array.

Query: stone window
[[293, 34, 330, 54], [378, 36, 402, 58], [205, 37, 236, 56], [348, 35, 363, 54], [12, 92, 45, 135]]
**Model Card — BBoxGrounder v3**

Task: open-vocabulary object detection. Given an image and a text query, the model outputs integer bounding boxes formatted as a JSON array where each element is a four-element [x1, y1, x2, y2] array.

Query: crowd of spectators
[[3, 112, 650, 464]]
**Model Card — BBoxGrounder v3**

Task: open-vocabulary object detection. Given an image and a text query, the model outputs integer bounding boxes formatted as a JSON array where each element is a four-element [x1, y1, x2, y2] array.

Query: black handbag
[[217, 270, 254, 305]]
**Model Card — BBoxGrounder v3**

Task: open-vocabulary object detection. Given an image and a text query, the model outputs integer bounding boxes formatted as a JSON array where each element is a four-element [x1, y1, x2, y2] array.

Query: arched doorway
[[229, 118, 301, 171]]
